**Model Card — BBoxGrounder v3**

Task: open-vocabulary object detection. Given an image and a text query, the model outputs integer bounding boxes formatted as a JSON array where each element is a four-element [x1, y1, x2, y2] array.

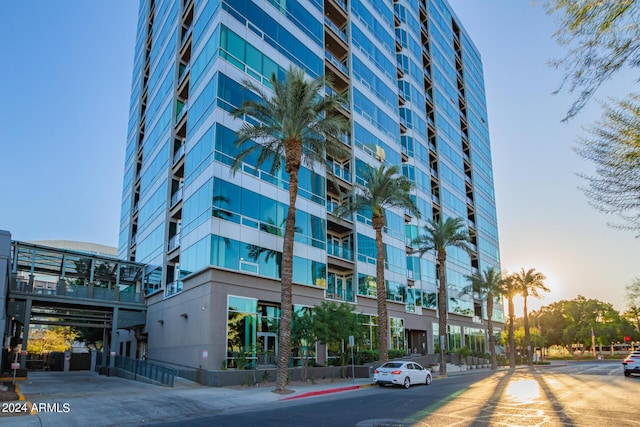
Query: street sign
[[11, 363, 19, 370], [349, 335, 354, 347]]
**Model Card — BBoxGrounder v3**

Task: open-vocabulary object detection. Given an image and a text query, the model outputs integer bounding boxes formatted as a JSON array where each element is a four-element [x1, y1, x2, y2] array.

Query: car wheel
[[624, 370, 631, 377], [425, 374, 432, 385], [403, 377, 411, 389]]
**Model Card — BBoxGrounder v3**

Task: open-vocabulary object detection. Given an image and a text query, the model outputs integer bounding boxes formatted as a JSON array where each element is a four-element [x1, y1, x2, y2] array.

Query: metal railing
[[325, 51, 348, 75], [327, 242, 354, 261], [173, 144, 185, 165], [324, 16, 347, 43], [168, 234, 181, 252], [11, 280, 143, 304], [114, 355, 176, 387], [170, 186, 183, 207]]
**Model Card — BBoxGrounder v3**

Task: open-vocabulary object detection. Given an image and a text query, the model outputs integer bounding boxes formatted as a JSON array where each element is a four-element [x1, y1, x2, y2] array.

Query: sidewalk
[[3, 366, 496, 427]]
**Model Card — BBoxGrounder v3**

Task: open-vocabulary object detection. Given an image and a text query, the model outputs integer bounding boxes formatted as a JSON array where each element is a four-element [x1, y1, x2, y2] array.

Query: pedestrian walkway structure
[[0, 232, 148, 373]]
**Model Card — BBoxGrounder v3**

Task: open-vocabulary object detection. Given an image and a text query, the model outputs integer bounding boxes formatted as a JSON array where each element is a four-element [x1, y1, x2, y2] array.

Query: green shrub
[[355, 350, 379, 364], [233, 351, 249, 370], [456, 346, 471, 358], [389, 349, 406, 360]]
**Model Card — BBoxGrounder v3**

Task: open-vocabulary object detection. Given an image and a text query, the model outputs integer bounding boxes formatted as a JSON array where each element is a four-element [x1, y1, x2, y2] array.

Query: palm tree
[[413, 217, 470, 376], [501, 273, 519, 368], [335, 164, 419, 363], [463, 267, 502, 370], [513, 268, 549, 365], [230, 67, 349, 392]]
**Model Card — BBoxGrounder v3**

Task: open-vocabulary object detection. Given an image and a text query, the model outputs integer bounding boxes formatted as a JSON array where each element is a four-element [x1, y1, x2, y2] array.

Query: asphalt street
[[4, 361, 636, 427]]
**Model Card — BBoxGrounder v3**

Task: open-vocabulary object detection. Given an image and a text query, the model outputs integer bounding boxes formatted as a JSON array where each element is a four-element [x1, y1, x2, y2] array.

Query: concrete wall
[[144, 265, 499, 372], [178, 365, 371, 387], [115, 329, 138, 359], [0, 231, 10, 371]]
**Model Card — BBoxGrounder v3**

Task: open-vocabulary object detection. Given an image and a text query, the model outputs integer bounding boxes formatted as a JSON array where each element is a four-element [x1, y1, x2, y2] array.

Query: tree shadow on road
[[406, 368, 579, 426]]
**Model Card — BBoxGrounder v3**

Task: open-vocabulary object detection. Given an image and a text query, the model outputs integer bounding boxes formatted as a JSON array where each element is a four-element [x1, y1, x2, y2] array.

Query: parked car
[[373, 361, 432, 388], [622, 353, 640, 377]]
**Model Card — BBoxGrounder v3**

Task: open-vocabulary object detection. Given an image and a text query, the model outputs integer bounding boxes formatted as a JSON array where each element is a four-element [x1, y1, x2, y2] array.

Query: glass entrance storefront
[[227, 296, 280, 368], [256, 332, 277, 366]]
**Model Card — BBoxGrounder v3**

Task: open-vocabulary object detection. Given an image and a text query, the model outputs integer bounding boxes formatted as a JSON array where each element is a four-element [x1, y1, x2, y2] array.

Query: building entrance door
[[256, 332, 277, 366]]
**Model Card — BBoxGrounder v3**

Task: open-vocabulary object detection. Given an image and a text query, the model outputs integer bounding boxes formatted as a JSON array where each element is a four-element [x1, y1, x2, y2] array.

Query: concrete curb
[[281, 382, 375, 400]]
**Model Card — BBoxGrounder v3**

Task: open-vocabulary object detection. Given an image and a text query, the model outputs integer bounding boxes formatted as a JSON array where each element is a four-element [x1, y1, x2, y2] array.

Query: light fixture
[[180, 313, 188, 319]]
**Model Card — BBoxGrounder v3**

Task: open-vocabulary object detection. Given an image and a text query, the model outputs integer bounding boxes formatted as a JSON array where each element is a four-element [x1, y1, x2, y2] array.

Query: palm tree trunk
[[373, 220, 388, 363], [508, 296, 515, 368], [523, 296, 531, 366], [437, 250, 447, 376], [275, 168, 299, 392], [487, 296, 497, 370]]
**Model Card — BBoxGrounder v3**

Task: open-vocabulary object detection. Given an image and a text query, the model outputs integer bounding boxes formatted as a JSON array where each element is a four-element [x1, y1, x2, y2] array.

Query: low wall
[[178, 365, 371, 387]]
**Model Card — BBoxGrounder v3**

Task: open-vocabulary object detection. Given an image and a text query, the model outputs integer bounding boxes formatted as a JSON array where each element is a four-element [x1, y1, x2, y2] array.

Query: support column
[[109, 307, 119, 368], [101, 328, 108, 368], [20, 299, 32, 369]]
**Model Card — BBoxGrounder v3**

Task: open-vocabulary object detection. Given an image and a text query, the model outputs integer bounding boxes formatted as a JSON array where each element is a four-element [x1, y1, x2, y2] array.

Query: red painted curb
[[281, 384, 364, 401]]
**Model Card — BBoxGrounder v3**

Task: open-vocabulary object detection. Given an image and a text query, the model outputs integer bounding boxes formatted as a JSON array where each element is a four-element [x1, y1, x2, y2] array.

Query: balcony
[[168, 234, 181, 252], [405, 235, 414, 248], [324, 16, 347, 44], [327, 159, 351, 183], [325, 51, 348, 76], [325, 0, 348, 24], [173, 143, 185, 165], [327, 198, 352, 222], [165, 280, 183, 297], [170, 186, 183, 208], [326, 287, 355, 303], [327, 241, 354, 261], [338, 133, 350, 147], [180, 24, 193, 51], [175, 100, 188, 124], [177, 63, 191, 95]]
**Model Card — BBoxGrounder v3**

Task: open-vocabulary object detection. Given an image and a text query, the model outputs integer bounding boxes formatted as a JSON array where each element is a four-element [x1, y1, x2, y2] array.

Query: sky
[[0, 1, 638, 314]]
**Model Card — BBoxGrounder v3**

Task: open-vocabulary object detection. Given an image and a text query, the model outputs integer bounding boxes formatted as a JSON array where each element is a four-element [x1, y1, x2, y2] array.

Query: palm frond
[[333, 164, 418, 223], [230, 66, 349, 177], [413, 217, 470, 257]]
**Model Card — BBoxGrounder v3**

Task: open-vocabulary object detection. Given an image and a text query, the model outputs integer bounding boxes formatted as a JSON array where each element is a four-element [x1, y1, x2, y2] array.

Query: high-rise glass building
[[119, 0, 503, 371]]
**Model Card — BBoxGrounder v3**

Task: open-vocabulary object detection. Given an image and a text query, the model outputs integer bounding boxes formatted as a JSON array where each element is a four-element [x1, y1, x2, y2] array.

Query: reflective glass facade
[[120, 0, 503, 369]]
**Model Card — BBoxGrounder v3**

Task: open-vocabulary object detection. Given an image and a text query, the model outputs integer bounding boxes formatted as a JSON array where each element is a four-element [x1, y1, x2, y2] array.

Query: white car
[[622, 353, 640, 377], [373, 361, 432, 388]]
